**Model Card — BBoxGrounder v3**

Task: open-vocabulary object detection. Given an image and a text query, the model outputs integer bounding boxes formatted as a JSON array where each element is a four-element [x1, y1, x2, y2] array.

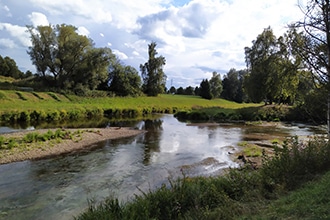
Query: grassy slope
[[243, 171, 330, 219], [0, 90, 261, 113]]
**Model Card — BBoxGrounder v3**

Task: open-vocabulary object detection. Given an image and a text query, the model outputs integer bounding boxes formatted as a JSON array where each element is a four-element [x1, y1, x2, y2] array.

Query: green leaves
[[140, 42, 167, 96], [27, 24, 114, 93]]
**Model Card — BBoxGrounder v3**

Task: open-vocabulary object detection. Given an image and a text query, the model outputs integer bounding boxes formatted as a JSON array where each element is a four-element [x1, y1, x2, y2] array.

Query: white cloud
[[77, 26, 90, 36], [113, 49, 128, 60], [0, 23, 31, 47], [100, 33, 104, 37], [29, 0, 113, 23], [1, 3, 12, 17], [0, 38, 16, 49], [28, 12, 49, 26]]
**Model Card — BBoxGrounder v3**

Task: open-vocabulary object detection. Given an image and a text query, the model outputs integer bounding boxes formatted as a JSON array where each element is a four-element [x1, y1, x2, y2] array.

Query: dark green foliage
[[140, 42, 166, 96], [108, 64, 142, 97], [199, 79, 212, 100], [221, 69, 247, 103], [261, 136, 330, 190], [0, 55, 24, 79], [0, 136, 4, 149]]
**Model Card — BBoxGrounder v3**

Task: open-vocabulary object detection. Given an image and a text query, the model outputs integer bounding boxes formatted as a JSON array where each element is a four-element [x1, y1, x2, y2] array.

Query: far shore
[[0, 127, 146, 165]]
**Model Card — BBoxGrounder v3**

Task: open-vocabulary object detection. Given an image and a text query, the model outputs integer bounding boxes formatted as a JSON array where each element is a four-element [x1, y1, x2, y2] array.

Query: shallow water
[[0, 115, 325, 220]]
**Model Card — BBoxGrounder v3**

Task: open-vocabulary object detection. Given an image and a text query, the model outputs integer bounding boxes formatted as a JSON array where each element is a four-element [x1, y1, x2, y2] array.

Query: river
[[0, 114, 325, 220]]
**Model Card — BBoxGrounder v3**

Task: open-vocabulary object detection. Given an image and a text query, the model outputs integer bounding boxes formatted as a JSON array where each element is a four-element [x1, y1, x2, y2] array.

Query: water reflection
[[0, 115, 325, 220]]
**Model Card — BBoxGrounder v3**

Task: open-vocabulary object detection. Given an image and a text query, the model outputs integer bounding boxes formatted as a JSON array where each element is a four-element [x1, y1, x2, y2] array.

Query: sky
[[0, 0, 305, 88]]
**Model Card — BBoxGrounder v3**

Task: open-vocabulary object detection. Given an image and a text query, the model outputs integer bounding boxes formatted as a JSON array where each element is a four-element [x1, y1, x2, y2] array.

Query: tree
[[199, 79, 212, 100], [194, 86, 200, 96], [27, 24, 114, 91], [244, 27, 299, 104], [222, 69, 238, 101], [176, 87, 184, 94], [0, 55, 23, 79], [292, 0, 330, 135], [209, 71, 222, 98], [168, 86, 176, 94], [108, 61, 142, 96], [140, 42, 166, 96], [184, 86, 195, 95]]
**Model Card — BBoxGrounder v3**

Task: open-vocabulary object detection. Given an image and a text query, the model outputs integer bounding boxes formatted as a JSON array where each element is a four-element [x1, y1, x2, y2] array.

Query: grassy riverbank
[[76, 137, 330, 219], [0, 90, 261, 123]]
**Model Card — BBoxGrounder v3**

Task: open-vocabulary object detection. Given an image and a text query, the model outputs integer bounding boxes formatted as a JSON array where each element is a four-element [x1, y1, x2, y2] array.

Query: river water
[[0, 115, 325, 220]]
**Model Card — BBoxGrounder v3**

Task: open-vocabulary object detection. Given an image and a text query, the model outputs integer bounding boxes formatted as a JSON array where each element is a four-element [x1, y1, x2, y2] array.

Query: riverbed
[[0, 115, 325, 220]]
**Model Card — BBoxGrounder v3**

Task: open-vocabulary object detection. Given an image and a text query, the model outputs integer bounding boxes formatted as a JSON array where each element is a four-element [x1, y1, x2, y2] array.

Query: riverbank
[[0, 127, 145, 164]]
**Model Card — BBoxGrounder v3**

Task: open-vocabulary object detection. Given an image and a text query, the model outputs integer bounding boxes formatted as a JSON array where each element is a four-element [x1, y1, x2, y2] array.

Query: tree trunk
[[328, 91, 330, 138]]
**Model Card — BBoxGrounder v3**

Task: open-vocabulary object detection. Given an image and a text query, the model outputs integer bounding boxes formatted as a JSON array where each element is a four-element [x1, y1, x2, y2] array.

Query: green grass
[[0, 90, 261, 123], [245, 171, 330, 219]]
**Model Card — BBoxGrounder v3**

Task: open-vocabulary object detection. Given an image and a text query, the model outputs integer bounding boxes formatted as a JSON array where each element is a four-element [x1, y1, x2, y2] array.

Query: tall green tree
[[209, 71, 222, 98], [244, 27, 299, 104], [199, 79, 212, 100], [140, 42, 166, 96], [108, 62, 142, 96], [291, 0, 330, 135], [222, 68, 247, 103], [27, 24, 114, 91], [0, 55, 23, 79]]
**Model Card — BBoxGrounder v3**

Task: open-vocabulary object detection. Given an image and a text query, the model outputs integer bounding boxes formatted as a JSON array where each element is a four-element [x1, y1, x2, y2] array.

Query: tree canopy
[[209, 71, 222, 98], [0, 55, 24, 79], [107, 59, 142, 96], [244, 27, 299, 104], [140, 42, 166, 96], [291, 0, 330, 135], [27, 24, 115, 91]]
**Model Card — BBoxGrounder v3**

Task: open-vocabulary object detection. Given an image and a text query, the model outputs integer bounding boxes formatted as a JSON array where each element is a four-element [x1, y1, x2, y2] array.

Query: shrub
[[19, 111, 31, 122], [7, 138, 18, 149], [86, 107, 104, 118], [47, 110, 61, 121], [0, 136, 4, 149], [59, 109, 68, 120], [23, 132, 40, 143]]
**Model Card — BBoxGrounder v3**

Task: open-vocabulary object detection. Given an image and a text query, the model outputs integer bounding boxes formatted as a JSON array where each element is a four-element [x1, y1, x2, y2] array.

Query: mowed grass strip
[[0, 90, 261, 114]]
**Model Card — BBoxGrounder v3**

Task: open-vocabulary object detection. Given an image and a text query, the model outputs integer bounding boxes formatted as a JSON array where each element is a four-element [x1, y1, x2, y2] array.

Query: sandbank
[[0, 127, 145, 164]]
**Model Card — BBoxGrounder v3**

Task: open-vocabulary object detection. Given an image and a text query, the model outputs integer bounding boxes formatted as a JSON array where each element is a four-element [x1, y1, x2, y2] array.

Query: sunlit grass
[[0, 91, 261, 113]]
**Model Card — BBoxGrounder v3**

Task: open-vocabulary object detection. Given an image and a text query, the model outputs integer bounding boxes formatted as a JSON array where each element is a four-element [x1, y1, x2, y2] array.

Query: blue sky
[[0, 0, 304, 88]]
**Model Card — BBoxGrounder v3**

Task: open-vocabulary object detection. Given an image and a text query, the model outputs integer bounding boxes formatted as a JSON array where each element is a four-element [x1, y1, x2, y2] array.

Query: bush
[[47, 110, 61, 121], [0, 136, 4, 149], [260, 136, 330, 190], [19, 111, 31, 122], [23, 132, 40, 143]]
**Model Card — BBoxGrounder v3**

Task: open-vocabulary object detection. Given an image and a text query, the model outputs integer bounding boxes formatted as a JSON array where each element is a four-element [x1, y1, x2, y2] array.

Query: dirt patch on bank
[[0, 127, 146, 164]]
